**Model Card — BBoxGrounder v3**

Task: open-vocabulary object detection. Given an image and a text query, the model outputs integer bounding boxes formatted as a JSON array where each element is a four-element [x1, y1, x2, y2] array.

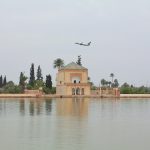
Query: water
[[0, 98, 150, 150]]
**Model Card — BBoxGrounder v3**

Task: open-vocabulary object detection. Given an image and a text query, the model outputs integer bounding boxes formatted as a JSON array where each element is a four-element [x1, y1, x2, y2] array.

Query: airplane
[[75, 41, 91, 46]]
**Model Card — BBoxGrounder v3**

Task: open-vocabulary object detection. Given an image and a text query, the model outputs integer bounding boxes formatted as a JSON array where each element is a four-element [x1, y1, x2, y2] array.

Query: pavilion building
[[56, 62, 91, 96]]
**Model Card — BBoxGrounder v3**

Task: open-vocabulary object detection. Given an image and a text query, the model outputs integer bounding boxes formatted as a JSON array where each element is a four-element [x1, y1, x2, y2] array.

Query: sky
[[0, 0, 150, 86]]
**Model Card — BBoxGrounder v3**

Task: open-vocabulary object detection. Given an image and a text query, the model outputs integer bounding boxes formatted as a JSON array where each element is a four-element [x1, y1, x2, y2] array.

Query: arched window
[[74, 80, 76, 84], [72, 88, 75, 95], [81, 88, 84, 95], [76, 88, 80, 95]]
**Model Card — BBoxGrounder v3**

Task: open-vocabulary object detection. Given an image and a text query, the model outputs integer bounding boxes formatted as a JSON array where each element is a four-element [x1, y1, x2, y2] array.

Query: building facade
[[56, 62, 91, 96]]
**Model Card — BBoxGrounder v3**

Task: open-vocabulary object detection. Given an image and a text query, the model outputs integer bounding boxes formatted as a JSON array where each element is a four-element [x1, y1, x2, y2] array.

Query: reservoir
[[0, 98, 150, 150]]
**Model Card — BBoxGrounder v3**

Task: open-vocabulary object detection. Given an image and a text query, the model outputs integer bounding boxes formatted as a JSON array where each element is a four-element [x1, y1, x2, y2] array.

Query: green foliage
[[101, 79, 106, 86], [34, 80, 44, 89], [2, 81, 22, 93], [76, 55, 82, 66], [42, 75, 53, 94], [46, 75, 52, 89], [29, 63, 35, 86], [0, 75, 2, 88], [43, 87, 56, 94], [110, 73, 114, 79], [19, 72, 28, 92], [0, 75, 7, 88], [43, 87, 51, 94], [53, 58, 64, 70], [101, 74, 119, 88], [28, 64, 45, 90], [3, 76, 7, 86], [51, 87, 56, 94], [26, 80, 44, 90], [120, 83, 150, 94], [26, 84, 32, 90], [113, 79, 119, 87], [101, 79, 112, 87], [37, 65, 43, 81]]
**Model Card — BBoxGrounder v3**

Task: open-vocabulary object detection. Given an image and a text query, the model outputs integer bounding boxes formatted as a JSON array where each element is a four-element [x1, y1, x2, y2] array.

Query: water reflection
[[56, 98, 89, 117], [18, 98, 90, 117], [28, 99, 46, 116], [45, 99, 52, 115], [0, 98, 150, 150], [19, 99, 25, 115]]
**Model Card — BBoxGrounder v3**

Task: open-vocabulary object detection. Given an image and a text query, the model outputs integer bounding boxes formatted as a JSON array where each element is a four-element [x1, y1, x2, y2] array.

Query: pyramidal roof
[[60, 62, 87, 70]]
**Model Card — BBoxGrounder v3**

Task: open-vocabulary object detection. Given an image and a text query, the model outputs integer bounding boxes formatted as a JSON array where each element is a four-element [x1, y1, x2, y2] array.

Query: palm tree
[[110, 73, 114, 83], [53, 58, 64, 70]]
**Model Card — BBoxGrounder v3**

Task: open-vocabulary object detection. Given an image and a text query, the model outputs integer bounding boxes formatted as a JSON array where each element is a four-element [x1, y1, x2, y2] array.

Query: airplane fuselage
[[75, 42, 91, 46]]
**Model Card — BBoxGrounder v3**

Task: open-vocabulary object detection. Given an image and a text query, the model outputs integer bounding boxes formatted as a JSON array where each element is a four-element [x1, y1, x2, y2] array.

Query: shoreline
[[0, 94, 150, 98]]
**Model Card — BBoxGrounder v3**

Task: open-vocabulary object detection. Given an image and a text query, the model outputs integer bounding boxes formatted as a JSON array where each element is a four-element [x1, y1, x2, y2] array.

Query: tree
[[0, 75, 2, 88], [34, 80, 44, 89], [107, 81, 112, 87], [76, 55, 82, 66], [3, 76, 7, 86], [29, 63, 35, 86], [53, 58, 64, 70], [19, 72, 28, 92], [101, 79, 107, 87], [37, 65, 43, 81], [46, 75, 52, 89], [110, 73, 115, 87], [113, 79, 119, 87], [121, 82, 130, 88], [110, 73, 114, 83]]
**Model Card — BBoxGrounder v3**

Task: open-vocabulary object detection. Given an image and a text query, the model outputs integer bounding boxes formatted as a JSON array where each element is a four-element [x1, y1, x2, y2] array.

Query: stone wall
[[91, 88, 120, 97]]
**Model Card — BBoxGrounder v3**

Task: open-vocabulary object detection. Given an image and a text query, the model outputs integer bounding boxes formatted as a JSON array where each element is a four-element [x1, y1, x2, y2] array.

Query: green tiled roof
[[60, 62, 87, 70]]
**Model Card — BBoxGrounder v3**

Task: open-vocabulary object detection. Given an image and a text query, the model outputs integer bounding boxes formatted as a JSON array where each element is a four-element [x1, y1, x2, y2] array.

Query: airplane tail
[[88, 42, 91, 45]]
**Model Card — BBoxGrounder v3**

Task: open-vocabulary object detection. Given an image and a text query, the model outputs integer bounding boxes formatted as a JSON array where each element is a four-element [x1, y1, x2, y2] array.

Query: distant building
[[56, 62, 91, 96]]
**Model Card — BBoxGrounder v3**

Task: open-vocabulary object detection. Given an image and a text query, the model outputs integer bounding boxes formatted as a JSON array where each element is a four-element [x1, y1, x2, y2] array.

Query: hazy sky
[[0, 0, 150, 86]]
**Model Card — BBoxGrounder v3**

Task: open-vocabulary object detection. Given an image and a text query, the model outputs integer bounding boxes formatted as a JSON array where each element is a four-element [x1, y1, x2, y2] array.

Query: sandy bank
[[120, 94, 150, 98]]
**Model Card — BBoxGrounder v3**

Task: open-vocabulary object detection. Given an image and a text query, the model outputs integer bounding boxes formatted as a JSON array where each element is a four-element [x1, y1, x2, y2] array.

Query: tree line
[[0, 64, 54, 94], [19, 64, 54, 94], [1, 56, 150, 94], [120, 83, 150, 94], [100, 73, 119, 89]]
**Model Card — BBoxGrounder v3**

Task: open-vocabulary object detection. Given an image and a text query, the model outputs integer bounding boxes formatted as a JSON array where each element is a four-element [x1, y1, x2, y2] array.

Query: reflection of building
[[56, 98, 89, 117], [56, 62, 91, 96]]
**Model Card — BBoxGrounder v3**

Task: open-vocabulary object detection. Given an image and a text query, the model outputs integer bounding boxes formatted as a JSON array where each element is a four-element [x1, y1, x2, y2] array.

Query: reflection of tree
[[0, 100, 4, 115], [36, 100, 42, 115], [19, 99, 25, 115], [45, 99, 52, 115], [29, 101, 34, 116], [29, 99, 44, 116], [56, 98, 89, 117]]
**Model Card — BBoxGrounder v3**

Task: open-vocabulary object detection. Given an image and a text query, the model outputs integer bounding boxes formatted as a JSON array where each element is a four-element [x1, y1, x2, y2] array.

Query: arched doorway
[[76, 88, 80, 95], [72, 88, 75, 95]]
